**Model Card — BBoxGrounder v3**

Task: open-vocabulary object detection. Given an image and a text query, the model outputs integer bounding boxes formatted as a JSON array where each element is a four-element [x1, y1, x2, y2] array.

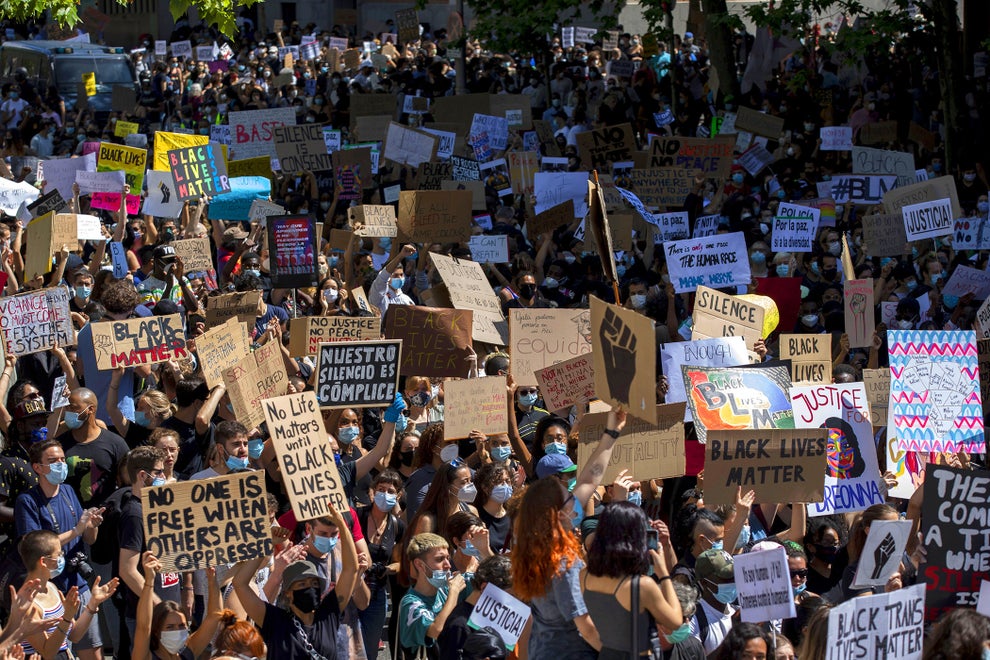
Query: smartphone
[[646, 530, 659, 576]]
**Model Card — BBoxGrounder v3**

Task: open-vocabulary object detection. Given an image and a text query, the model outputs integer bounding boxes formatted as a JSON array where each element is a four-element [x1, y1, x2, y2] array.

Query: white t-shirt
[[689, 598, 736, 654]]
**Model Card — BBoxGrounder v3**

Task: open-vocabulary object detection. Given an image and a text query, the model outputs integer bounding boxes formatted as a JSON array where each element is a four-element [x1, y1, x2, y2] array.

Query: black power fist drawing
[[600, 307, 637, 403]]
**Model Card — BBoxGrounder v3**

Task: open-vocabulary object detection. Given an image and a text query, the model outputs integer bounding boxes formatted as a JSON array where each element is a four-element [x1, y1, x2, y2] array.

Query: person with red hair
[[511, 406, 627, 660], [212, 611, 266, 659]]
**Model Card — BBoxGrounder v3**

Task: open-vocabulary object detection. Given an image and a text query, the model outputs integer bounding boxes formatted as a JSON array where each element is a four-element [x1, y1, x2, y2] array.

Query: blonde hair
[[140, 389, 175, 421], [406, 533, 448, 562]]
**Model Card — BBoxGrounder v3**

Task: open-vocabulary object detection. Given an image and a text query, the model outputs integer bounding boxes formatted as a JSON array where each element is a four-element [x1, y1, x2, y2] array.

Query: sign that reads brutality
[[0, 288, 74, 356], [826, 583, 926, 659], [383, 306, 473, 377], [704, 429, 827, 506], [264, 392, 348, 520], [91, 315, 187, 370], [577, 403, 686, 482], [167, 144, 230, 201], [922, 464, 990, 621], [142, 470, 271, 572], [316, 340, 401, 408]]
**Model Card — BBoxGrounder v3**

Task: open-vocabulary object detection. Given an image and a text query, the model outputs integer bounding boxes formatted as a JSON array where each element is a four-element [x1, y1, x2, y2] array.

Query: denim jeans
[[358, 586, 388, 659]]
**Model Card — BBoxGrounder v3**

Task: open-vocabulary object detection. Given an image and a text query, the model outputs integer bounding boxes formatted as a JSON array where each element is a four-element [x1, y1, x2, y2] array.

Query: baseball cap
[[281, 560, 326, 594], [536, 454, 578, 480], [14, 398, 48, 421], [153, 245, 177, 260], [696, 549, 735, 581], [223, 225, 249, 241]]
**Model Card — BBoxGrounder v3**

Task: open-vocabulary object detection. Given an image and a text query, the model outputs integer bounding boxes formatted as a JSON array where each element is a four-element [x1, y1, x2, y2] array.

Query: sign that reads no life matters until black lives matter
[[316, 340, 401, 408]]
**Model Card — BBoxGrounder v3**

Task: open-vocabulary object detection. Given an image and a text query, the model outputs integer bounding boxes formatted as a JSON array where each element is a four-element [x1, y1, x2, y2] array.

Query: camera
[[66, 553, 96, 585], [364, 561, 388, 589]]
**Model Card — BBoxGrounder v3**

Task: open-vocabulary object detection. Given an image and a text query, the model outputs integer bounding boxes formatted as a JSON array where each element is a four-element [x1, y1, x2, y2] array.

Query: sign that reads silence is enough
[[316, 340, 401, 408], [142, 470, 272, 573]]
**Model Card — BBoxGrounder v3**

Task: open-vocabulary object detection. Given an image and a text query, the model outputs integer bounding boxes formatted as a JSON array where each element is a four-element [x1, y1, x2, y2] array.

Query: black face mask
[[292, 586, 321, 613], [519, 283, 536, 299], [400, 450, 416, 467]]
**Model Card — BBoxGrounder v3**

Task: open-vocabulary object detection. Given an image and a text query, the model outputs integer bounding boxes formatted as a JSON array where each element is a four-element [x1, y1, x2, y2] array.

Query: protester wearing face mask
[[316, 276, 345, 316], [956, 163, 984, 213], [399, 533, 470, 657], [804, 520, 845, 594], [690, 549, 737, 653], [57, 388, 129, 509], [513, 385, 549, 451], [672, 508, 725, 586], [772, 252, 795, 278], [388, 429, 421, 482], [475, 463, 513, 554], [445, 511, 493, 581], [408, 461, 479, 541], [504, 271, 551, 313], [370, 243, 416, 319]]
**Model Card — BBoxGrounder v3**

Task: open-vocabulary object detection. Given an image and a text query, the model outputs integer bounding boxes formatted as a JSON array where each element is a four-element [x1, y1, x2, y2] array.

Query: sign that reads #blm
[[316, 340, 401, 408]]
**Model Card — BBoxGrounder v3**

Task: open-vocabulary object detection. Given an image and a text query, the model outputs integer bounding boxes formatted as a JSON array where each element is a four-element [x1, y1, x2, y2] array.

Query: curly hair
[[413, 422, 445, 469], [475, 462, 511, 506], [528, 415, 573, 469], [213, 609, 266, 658], [923, 609, 990, 660], [511, 477, 583, 602], [711, 622, 774, 660]]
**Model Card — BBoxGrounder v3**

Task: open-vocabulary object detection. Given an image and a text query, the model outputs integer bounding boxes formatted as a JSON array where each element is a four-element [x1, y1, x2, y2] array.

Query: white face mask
[[159, 629, 189, 654], [630, 293, 647, 309]]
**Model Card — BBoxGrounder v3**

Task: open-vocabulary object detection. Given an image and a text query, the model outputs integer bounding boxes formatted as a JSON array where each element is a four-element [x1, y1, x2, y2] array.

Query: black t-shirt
[[0, 457, 38, 556], [479, 508, 511, 555], [437, 600, 473, 660], [340, 445, 372, 507], [59, 428, 129, 508], [162, 417, 212, 479], [115, 490, 181, 615], [260, 597, 340, 660], [123, 423, 152, 449]]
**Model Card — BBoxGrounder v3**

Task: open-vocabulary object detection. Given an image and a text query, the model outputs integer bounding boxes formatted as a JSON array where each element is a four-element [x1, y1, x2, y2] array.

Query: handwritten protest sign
[[196, 317, 251, 389], [844, 279, 876, 348], [167, 144, 230, 201], [443, 376, 507, 439], [264, 392, 348, 519], [826, 583, 925, 659], [819, 126, 853, 151], [734, 546, 796, 623], [26, 189, 67, 219], [152, 131, 208, 171], [628, 167, 697, 207], [468, 584, 530, 651], [534, 353, 596, 412], [978, 298, 990, 339], [682, 363, 794, 444], [883, 175, 962, 219], [273, 124, 333, 172], [779, 334, 831, 384], [734, 106, 784, 138], [348, 205, 397, 237], [862, 214, 909, 257], [864, 368, 890, 427], [575, 124, 637, 169], [509, 309, 592, 387], [648, 135, 734, 178], [941, 265, 990, 301], [590, 296, 656, 424], [661, 337, 749, 422], [577, 403, 686, 481], [888, 330, 984, 454], [430, 253, 506, 345], [288, 316, 381, 357], [383, 306, 473, 377], [0, 288, 74, 356], [223, 342, 288, 429], [923, 464, 989, 621], [533, 171, 589, 217], [142, 471, 271, 572], [690, 286, 765, 348], [851, 519, 913, 589], [205, 291, 261, 326], [91, 315, 187, 370], [468, 235, 509, 264], [953, 215, 990, 251], [171, 238, 213, 274], [828, 174, 896, 205], [859, 120, 898, 145], [771, 203, 820, 252], [229, 108, 295, 162], [397, 191, 473, 244], [382, 122, 438, 167], [791, 382, 885, 516], [852, 146, 917, 188], [651, 212, 690, 242], [315, 340, 400, 408], [665, 232, 750, 294], [704, 428, 827, 505], [901, 197, 953, 242]]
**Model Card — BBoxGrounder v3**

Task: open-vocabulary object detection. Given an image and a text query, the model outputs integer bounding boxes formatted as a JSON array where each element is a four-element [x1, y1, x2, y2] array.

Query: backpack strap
[[631, 574, 640, 657]]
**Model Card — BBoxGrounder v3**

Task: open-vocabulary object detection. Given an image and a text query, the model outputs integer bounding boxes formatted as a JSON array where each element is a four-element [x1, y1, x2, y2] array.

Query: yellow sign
[[152, 131, 208, 171], [82, 72, 96, 97], [97, 142, 147, 191], [114, 121, 139, 138]]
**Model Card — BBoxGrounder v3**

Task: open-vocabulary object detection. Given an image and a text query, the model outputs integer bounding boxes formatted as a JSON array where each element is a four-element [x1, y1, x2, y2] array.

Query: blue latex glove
[[383, 392, 406, 423]]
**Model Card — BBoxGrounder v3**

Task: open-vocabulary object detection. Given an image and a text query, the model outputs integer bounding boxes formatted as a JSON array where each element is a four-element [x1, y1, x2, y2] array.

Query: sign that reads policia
[[168, 144, 231, 201]]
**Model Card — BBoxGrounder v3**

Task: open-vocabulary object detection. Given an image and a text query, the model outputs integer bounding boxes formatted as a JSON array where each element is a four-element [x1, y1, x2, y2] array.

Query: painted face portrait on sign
[[824, 417, 865, 479]]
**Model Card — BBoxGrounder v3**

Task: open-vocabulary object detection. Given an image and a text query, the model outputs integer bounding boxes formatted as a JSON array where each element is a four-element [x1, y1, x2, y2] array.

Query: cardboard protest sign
[[315, 340, 400, 408], [819, 126, 853, 151], [791, 382, 885, 516], [222, 342, 289, 429], [575, 124, 636, 170], [171, 238, 213, 274], [142, 470, 271, 572], [509, 309, 592, 387], [382, 122, 438, 167], [468, 584, 530, 651], [443, 376, 507, 439], [529, 200, 575, 238], [664, 232, 751, 294], [771, 203, 820, 252], [90, 315, 188, 370], [534, 353, 596, 412], [167, 144, 230, 201], [888, 330, 984, 454], [264, 392, 348, 519], [779, 334, 831, 384], [850, 519, 913, 589], [40, 153, 95, 201], [272, 124, 333, 172], [861, 214, 908, 257], [883, 175, 962, 219], [382, 306, 473, 377], [0, 288, 74, 357], [648, 135, 734, 178], [627, 167, 697, 207], [863, 368, 889, 427], [228, 108, 296, 162], [901, 197, 953, 242], [826, 583, 925, 659], [978, 298, 990, 339], [205, 291, 261, 326], [195, 317, 251, 390], [468, 235, 509, 264], [734, 106, 785, 138], [430, 253, 506, 345], [859, 120, 898, 145], [737, 144, 774, 176], [683, 363, 794, 444], [590, 296, 656, 424], [844, 279, 875, 348], [288, 316, 381, 357], [661, 337, 749, 422], [690, 286, 765, 348], [852, 146, 917, 188], [152, 131, 208, 171], [576, 403, 686, 482], [267, 215, 317, 289], [734, 546, 796, 623], [347, 205, 397, 237], [227, 156, 273, 181], [396, 191, 472, 244], [923, 464, 989, 621], [533, 171, 589, 217], [704, 428, 827, 505]]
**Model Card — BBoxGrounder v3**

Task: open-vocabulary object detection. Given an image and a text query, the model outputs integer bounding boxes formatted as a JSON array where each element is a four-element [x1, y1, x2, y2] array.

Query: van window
[[54, 58, 132, 91]]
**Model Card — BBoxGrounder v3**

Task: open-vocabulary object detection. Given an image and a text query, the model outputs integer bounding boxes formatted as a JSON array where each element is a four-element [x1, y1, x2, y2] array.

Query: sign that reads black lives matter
[[316, 340, 401, 408]]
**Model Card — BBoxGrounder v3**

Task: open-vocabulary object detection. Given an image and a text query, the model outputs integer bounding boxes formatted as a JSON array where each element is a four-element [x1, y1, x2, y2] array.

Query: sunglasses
[[790, 569, 808, 579], [518, 389, 538, 395]]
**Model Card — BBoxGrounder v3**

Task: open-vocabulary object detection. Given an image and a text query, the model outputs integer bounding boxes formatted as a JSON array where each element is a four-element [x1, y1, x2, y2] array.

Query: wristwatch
[[603, 428, 621, 439]]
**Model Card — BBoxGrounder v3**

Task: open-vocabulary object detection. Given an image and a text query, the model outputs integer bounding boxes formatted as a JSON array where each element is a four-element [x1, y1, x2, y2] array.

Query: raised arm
[[330, 504, 359, 610], [571, 406, 627, 508]]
